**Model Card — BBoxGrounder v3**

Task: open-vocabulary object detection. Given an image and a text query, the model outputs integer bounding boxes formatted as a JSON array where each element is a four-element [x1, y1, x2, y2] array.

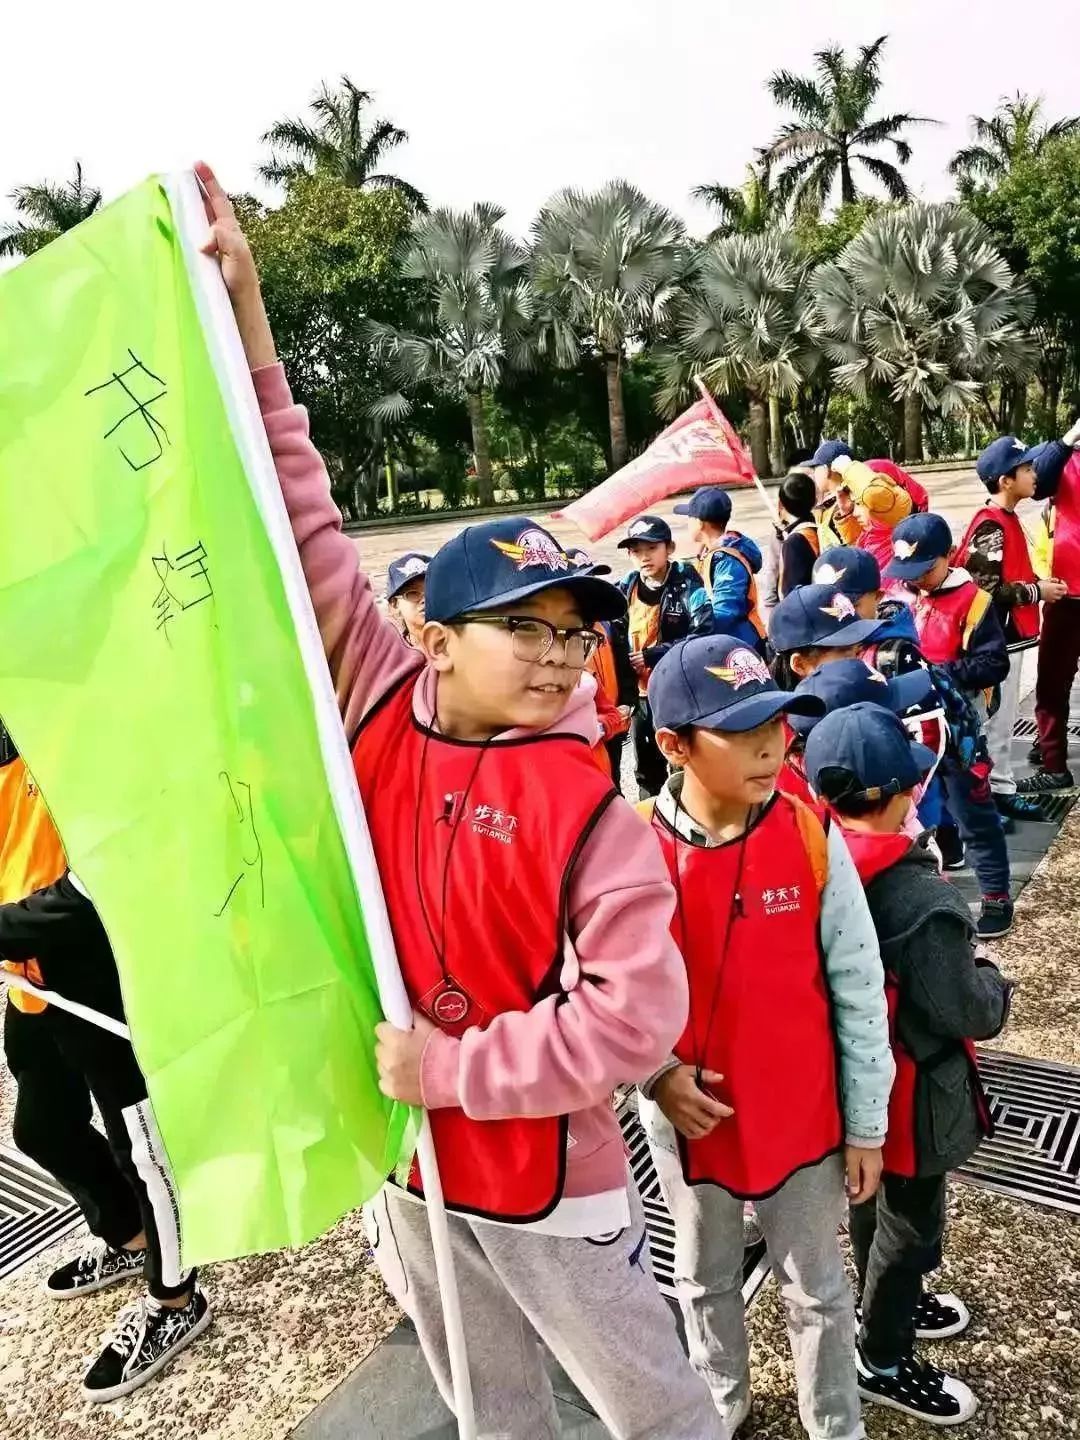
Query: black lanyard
[[411, 712, 492, 983], [670, 794, 755, 1083]]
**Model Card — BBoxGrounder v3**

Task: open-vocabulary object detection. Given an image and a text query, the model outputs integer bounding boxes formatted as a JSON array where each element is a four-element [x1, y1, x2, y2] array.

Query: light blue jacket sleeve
[[820, 824, 894, 1145], [709, 552, 754, 633]]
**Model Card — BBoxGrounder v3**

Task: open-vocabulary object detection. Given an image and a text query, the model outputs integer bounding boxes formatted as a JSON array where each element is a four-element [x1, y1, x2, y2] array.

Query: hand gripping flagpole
[[694, 376, 782, 528], [168, 172, 477, 1439]]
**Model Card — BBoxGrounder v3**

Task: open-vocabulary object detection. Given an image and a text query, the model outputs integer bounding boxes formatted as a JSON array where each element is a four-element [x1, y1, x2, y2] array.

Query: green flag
[[0, 175, 411, 1265]]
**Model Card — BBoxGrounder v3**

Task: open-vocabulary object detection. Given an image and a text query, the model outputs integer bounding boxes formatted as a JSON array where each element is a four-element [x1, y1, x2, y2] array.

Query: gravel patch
[[743, 1185, 1079, 1437], [0, 1208, 400, 1440], [982, 802, 1080, 1068]]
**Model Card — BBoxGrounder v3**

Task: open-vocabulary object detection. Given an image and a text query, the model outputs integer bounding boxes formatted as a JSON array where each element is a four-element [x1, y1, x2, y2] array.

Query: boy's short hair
[[779, 472, 817, 521]]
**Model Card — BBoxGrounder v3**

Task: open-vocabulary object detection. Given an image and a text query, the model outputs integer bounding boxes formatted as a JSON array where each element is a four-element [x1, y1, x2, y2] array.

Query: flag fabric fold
[[555, 393, 756, 541], [0, 176, 410, 1266]]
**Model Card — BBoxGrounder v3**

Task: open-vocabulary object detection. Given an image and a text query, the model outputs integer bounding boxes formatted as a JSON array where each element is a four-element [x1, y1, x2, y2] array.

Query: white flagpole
[[167, 172, 476, 1438], [2, 971, 131, 1040]]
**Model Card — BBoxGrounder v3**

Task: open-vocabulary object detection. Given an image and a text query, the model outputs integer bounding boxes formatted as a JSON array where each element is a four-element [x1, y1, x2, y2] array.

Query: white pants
[[986, 658, 1024, 795]]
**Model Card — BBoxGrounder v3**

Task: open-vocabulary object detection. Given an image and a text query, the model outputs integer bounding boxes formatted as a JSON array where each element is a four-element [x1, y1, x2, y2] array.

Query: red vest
[[650, 793, 842, 1199], [912, 578, 989, 665], [352, 675, 615, 1221], [955, 507, 1039, 642], [1051, 452, 1080, 595]]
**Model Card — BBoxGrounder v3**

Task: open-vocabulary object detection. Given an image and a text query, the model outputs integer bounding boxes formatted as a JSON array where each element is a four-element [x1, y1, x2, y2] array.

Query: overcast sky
[[2, 0, 1077, 241]]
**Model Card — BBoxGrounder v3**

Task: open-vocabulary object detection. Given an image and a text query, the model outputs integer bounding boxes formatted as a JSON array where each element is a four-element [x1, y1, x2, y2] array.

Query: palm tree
[[259, 76, 426, 209], [692, 164, 782, 240], [762, 36, 934, 215], [0, 162, 101, 258], [659, 235, 824, 476], [531, 182, 687, 470], [950, 94, 1080, 190], [364, 204, 535, 506], [811, 203, 1036, 462]]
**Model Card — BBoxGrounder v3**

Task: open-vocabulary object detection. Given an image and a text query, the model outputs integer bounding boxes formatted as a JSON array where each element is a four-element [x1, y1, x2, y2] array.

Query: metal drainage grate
[[957, 1050, 1080, 1214], [1035, 793, 1079, 824], [0, 1145, 81, 1280], [617, 1096, 770, 1306], [1011, 718, 1080, 741]]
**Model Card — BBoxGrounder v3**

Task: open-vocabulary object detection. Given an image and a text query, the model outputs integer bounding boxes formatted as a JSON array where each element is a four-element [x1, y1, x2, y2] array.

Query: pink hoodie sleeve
[[252, 364, 421, 734], [419, 800, 689, 1117]]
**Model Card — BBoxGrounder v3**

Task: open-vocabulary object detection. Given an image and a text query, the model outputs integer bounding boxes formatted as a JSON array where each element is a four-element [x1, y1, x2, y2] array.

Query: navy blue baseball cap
[[1031, 439, 1073, 500], [809, 439, 853, 469], [788, 657, 935, 738], [976, 435, 1042, 489], [673, 486, 733, 526], [804, 702, 938, 805], [812, 546, 882, 599], [386, 551, 432, 600], [424, 517, 624, 624], [768, 584, 884, 654], [616, 514, 673, 548], [883, 513, 953, 582], [649, 635, 825, 734]]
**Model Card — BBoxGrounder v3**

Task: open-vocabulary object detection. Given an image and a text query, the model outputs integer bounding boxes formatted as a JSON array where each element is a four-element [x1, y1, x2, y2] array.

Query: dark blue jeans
[[938, 756, 1010, 898]]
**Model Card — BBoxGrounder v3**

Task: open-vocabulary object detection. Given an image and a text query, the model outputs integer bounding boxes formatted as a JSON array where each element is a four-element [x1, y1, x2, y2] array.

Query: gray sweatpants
[[651, 1145, 865, 1440], [986, 657, 1023, 795], [365, 1182, 725, 1440]]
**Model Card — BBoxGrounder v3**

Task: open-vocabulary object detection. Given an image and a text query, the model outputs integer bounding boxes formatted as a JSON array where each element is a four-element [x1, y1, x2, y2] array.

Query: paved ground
[[349, 465, 992, 598], [2, 473, 1077, 1440]]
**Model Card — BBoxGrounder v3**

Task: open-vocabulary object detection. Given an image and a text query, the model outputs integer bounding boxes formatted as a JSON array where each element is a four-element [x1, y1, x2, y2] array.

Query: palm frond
[[853, 153, 912, 200]]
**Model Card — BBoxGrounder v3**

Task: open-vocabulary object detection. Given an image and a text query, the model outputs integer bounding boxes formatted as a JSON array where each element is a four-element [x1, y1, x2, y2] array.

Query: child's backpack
[[868, 600, 985, 769]]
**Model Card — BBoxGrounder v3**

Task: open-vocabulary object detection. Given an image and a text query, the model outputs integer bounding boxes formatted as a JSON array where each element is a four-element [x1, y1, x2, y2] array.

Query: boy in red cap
[[198, 163, 722, 1440]]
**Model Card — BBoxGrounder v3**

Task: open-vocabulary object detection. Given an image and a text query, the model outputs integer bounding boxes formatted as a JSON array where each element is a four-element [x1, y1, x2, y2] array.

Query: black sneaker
[[45, 1241, 145, 1300], [856, 1348, 977, 1425], [1016, 768, 1076, 795], [977, 898, 1014, 940], [1027, 738, 1042, 766], [82, 1288, 210, 1402], [936, 826, 966, 871], [995, 792, 1044, 821], [915, 1291, 971, 1340]]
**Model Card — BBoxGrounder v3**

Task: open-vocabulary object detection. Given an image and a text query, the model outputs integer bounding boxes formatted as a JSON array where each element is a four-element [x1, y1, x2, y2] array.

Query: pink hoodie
[[255, 363, 688, 1210]]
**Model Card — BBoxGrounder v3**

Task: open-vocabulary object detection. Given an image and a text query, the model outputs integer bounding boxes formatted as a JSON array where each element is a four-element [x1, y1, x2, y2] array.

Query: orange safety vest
[[696, 544, 767, 642], [0, 755, 67, 1013]]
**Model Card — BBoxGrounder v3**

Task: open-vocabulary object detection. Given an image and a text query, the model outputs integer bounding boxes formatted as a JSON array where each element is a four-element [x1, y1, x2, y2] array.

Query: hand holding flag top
[[554, 380, 778, 540]]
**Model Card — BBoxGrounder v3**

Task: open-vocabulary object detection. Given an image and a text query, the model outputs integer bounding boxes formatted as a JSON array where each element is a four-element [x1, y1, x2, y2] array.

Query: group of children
[[0, 165, 1071, 1435]]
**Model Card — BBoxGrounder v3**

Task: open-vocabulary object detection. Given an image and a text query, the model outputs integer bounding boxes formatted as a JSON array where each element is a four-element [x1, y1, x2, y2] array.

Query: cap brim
[[464, 568, 626, 622], [695, 690, 825, 735], [886, 668, 935, 714], [616, 535, 668, 549], [672, 502, 693, 515], [829, 616, 886, 647], [908, 738, 939, 780], [387, 575, 427, 599], [883, 555, 937, 581]]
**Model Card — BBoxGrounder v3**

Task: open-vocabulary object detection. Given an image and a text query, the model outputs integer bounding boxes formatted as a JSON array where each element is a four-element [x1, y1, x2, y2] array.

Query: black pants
[[605, 734, 627, 795], [631, 700, 668, 800], [849, 1172, 947, 1368], [4, 1000, 193, 1301]]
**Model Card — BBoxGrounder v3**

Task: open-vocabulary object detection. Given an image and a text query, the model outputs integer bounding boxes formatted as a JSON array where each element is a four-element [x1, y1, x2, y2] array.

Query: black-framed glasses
[[459, 614, 601, 669]]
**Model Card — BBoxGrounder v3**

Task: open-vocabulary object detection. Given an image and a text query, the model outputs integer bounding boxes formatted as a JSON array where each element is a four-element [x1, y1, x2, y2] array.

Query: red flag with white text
[[555, 393, 756, 542]]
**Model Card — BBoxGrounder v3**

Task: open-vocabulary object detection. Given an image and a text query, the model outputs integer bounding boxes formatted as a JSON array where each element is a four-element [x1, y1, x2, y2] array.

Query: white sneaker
[[856, 1347, 978, 1426]]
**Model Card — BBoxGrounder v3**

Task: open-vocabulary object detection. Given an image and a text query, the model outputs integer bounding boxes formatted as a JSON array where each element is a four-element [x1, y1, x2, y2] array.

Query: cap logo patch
[[399, 556, 427, 577], [491, 530, 570, 572], [1012, 440, 1025, 452], [820, 592, 856, 621], [629, 519, 653, 536], [866, 666, 889, 684], [706, 648, 771, 689], [893, 539, 918, 559], [814, 563, 845, 584]]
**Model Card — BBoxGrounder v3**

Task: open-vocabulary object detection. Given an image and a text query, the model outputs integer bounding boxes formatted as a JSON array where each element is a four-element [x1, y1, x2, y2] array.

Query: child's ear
[[789, 650, 815, 679], [656, 727, 690, 768], [666, 543, 677, 558], [420, 622, 454, 671]]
